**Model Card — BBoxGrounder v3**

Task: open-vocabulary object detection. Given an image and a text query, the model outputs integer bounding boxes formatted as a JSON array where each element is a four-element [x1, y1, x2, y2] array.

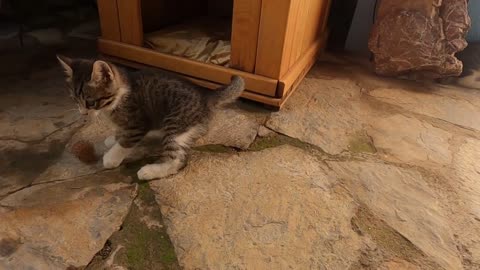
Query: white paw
[[104, 136, 116, 148], [103, 143, 132, 169], [137, 164, 177, 180], [103, 150, 124, 169], [137, 165, 160, 180]]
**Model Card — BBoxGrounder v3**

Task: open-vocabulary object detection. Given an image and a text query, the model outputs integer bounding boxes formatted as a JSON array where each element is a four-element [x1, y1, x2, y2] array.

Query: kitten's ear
[[92, 60, 114, 83], [56, 54, 73, 77]]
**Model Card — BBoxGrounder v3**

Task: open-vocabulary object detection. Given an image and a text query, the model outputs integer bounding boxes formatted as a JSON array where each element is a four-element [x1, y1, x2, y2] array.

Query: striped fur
[[57, 55, 244, 179]]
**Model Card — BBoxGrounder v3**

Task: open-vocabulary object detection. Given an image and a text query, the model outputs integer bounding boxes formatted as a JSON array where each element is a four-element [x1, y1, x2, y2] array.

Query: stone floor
[[1, 46, 480, 270]]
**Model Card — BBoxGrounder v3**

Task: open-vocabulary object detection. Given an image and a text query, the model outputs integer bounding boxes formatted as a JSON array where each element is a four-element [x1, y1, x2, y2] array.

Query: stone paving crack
[[0, 117, 85, 144], [1, 170, 108, 199]]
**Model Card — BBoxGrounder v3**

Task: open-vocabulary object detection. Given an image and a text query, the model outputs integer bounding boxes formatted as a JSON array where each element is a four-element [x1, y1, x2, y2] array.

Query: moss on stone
[[124, 183, 179, 268], [348, 134, 376, 154], [87, 183, 180, 270], [249, 133, 319, 153], [248, 135, 287, 151]]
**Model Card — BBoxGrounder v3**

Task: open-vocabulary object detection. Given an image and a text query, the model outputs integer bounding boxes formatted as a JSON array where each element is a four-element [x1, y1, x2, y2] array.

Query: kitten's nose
[[79, 108, 88, 115]]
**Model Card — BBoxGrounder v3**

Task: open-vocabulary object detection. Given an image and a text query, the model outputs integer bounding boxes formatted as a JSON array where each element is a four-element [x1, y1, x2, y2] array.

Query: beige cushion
[[145, 18, 231, 67]]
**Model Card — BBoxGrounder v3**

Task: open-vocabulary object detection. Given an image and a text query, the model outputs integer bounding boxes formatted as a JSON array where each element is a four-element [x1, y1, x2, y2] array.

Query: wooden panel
[[99, 54, 282, 107], [117, 0, 143, 46], [301, 0, 326, 54], [230, 0, 262, 72], [256, 0, 331, 79], [241, 90, 282, 107], [98, 39, 278, 96], [186, 78, 283, 107], [254, 0, 292, 79], [289, 0, 311, 67], [278, 32, 328, 97], [97, 0, 121, 41], [284, 0, 328, 76], [280, 0, 303, 76]]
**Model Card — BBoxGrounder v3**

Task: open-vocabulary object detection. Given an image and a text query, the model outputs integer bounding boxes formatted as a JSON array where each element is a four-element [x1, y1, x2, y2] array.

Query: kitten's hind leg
[[137, 126, 204, 180], [137, 140, 187, 180]]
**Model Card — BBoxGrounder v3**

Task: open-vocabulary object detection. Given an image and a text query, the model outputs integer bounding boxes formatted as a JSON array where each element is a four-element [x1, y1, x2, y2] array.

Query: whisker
[[93, 111, 108, 127], [98, 112, 107, 126], [94, 113, 101, 126], [62, 108, 78, 113]]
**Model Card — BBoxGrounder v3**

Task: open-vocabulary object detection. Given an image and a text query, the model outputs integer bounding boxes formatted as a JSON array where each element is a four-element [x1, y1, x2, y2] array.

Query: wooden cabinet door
[[97, 0, 121, 41], [255, 0, 331, 79], [230, 0, 262, 73], [116, 0, 143, 46]]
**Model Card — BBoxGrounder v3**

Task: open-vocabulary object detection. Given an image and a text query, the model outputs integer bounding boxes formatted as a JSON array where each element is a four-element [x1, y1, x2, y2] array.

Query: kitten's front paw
[[103, 150, 124, 169], [137, 165, 158, 180], [104, 136, 116, 148], [137, 164, 175, 180]]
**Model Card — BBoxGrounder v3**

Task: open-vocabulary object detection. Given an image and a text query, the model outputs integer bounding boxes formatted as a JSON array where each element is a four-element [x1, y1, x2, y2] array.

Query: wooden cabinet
[[97, 0, 331, 108]]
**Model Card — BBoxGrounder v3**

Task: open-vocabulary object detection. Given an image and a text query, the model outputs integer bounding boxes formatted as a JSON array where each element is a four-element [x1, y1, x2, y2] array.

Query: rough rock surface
[[0, 25, 179, 270], [0, 173, 136, 270], [453, 138, 480, 219], [369, 0, 470, 78], [368, 114, 453, 165], [0, 116, 85, 197], [151, 146, 364, 270], [368, 86, 480, 132], [328, 161, 461, 270], [85, 184, 180, 270], [0, 68, 81, 142], [3, 47, 480, 270], [257, 125, 274, 137], [379, 259, 421, 270], [196, 106, 266, 149], [266, 78, 368, 155], [440, 0, 470, 54]]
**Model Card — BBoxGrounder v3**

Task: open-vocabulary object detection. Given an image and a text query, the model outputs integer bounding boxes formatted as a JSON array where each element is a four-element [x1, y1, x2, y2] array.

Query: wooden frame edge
[[254, 0, 292, 78], [99, 53, 283, 107], [230, 0, 262, 72], [278, 30, 329, 97], [97, 0, 121, 41], [98, 39, 278, 97], [186, 77, 282, 107], [117, 0, 143, 46]]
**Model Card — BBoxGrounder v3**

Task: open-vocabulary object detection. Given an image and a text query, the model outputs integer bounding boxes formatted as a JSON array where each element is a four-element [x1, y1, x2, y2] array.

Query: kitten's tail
[[210, 75, 245, 107]]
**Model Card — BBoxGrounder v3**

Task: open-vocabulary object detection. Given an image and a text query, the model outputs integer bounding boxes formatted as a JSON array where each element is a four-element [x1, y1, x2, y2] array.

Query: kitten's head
[[56, 55, 127, 115]]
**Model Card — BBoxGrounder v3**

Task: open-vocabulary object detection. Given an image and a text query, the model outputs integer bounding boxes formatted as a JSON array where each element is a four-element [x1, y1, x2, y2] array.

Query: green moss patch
[[249, 133, 321, 153], [87, 183, 180, 270], [348, 134, 376, 154]]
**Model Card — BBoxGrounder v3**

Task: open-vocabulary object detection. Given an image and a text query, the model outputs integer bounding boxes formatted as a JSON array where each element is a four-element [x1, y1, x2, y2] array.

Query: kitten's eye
[[86, 99, 97, 108]]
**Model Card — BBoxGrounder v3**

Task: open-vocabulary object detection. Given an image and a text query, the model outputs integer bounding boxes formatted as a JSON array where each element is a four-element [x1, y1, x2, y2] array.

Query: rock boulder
[[369, 0, 470, 78]]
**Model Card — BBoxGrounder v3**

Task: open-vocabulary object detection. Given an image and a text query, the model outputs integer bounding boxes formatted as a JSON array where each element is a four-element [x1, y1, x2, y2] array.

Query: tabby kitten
[[57, 55, 244, 180]]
